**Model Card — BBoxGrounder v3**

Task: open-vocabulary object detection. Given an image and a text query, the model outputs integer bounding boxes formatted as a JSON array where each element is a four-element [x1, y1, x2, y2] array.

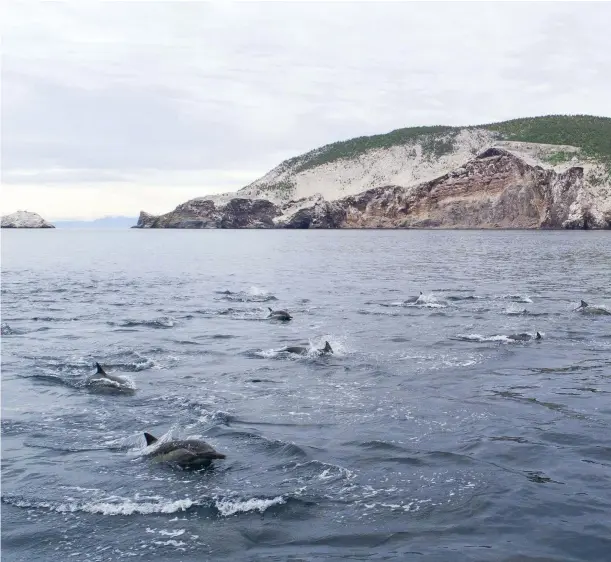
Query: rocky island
[[134, 115, 611, 230], [1, 211, 55, 228]]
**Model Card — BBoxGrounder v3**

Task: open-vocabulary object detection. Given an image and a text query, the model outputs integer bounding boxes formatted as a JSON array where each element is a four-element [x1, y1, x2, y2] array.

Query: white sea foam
[[6, 497, 196, 515], [504, 302, 527, 315], [457, 334, 513, 343], [214, 496, 286, 516]]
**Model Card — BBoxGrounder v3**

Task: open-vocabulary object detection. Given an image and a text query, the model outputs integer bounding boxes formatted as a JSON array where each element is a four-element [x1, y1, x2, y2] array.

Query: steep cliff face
[[134, 149, 610, 230], [1, 211, 55, 228], [276, 149, 597, 229]]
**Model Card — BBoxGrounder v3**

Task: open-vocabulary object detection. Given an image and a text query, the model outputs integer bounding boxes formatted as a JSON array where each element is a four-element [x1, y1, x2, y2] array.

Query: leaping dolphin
[[142, 432, 226, 469], [87, 362, 135, 393], [283, 341, 333, 355], [267, 308, 292, 321]]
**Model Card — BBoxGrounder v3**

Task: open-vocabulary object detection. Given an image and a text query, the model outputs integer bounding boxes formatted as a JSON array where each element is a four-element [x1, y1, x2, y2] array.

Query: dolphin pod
[[143, 432, 226, 469], [63, 291, 611, 472]]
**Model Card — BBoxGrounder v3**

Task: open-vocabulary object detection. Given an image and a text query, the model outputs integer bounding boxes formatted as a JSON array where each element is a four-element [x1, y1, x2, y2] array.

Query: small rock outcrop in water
[[1, 211, 55, 228], [134, 149, 610, 230], [134, 199, 279, 229]]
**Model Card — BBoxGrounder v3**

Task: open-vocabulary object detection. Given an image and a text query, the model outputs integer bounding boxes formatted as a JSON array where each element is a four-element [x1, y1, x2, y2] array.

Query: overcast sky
[[2, 1, 610, 220]]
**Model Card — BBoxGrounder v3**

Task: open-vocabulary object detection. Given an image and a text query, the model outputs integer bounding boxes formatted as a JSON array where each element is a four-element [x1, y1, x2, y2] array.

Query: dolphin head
[[322, 341, 333, 354], [144, 432, 158, 446]]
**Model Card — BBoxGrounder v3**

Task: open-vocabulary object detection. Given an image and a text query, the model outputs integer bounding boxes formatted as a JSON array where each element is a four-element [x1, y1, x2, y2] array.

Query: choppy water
[[2, 229, 610, 562]]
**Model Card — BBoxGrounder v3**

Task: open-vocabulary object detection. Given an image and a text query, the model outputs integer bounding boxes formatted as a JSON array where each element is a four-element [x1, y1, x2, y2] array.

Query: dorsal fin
[[95, 362, 107, 376], [268, 307, 273, 313], [536, 332, 541, 339], [144, 432, 158, 446], [581, 300, 588, 308], [323, 341, 333, 353]]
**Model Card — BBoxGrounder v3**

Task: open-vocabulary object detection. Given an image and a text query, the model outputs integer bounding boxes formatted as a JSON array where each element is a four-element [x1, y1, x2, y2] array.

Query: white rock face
[[1, 211, 55, 228]]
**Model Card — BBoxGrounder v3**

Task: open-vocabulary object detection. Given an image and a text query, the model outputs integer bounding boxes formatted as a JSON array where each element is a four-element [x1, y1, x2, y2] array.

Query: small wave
[[496, 294, 533, 304], [357, 309, 401, 317], [213, 495, 286, 517], [503, 306, 550, 317], [455, 334, 513, 344], [108, 317, 176, 329], [215, 287, 278, 303], [446, 295, 482, 301], [1, 323, 17, 335], [1, 495, 196, 516], [503, 303, 528, 315], [31, 316, 82, 322], [290, 459, 355, 483]]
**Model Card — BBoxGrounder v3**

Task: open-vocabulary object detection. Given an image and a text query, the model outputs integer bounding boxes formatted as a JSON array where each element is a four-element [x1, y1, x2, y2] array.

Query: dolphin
[[508, 332, 542, 342], [267, 307, 292, 321], [86, 362, 135, 393], [405, 292, 423, 304], [142, 432, 226, 469], [283, 341, 333, 355], [575, 300, 611, 315]]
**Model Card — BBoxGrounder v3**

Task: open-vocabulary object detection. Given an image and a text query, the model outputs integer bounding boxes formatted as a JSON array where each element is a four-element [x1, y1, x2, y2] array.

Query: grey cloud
[[2, 1, 611, 182]]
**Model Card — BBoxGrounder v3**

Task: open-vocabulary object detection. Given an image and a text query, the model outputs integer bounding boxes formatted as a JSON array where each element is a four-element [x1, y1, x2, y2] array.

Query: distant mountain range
[[53, 216, 137, 229]]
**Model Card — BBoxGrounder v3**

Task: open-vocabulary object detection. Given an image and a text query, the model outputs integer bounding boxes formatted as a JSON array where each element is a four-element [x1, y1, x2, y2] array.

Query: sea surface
[[1, 229, 610, 562]]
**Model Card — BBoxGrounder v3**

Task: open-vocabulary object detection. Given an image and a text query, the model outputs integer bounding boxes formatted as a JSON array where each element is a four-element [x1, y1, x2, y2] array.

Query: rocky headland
[[134, 116, 611, 230]]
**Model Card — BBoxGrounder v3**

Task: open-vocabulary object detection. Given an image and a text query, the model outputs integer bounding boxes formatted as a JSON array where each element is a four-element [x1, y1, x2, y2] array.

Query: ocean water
[[1, 229, 610, 562]]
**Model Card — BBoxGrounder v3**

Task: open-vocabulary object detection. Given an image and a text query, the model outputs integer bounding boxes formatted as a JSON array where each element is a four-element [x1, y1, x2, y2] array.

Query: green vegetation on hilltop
[[282, 115, 611, 175], [287, 125, 457, 174], [485, 115, 611, 167]]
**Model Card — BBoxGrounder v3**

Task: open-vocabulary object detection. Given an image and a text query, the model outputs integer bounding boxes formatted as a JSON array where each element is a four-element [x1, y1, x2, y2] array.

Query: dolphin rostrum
[[142, 432, 226, 468], [267, 307, 292, 321]]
